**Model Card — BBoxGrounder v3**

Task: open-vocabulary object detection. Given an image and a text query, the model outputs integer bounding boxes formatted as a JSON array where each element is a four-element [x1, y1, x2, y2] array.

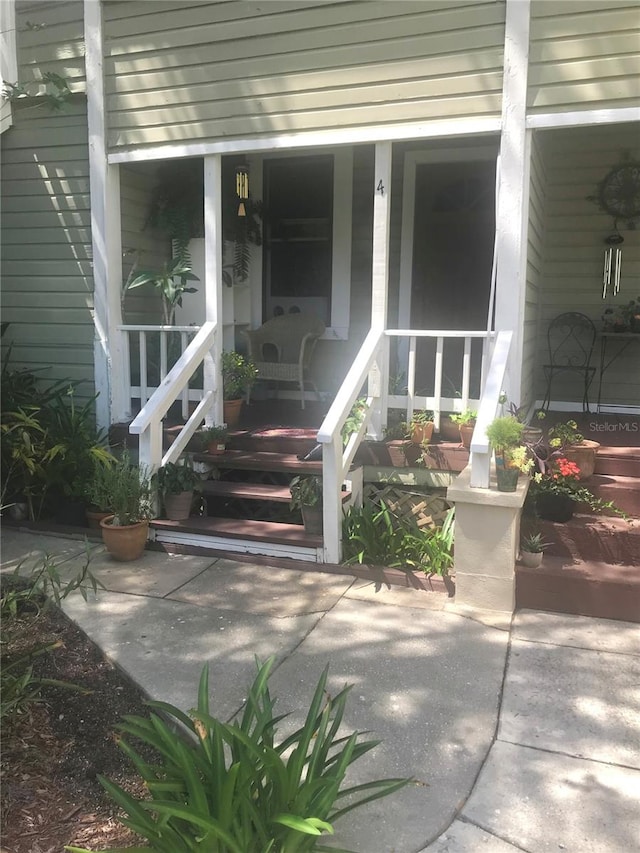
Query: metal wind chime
[[602, 231, 623, 299]]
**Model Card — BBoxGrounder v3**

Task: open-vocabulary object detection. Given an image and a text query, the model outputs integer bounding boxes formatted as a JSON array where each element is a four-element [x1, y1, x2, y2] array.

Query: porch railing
[[317, 327, 499, 563], [119, 324, 203, 418], [128, 322, 218, 472]]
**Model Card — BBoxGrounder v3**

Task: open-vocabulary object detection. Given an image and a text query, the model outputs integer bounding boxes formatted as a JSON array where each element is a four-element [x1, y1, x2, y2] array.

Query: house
[[2, 0, 639, 611]]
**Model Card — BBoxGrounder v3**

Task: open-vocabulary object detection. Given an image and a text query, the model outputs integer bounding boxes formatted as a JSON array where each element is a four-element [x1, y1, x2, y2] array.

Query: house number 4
[[376, 180, 385, 195]]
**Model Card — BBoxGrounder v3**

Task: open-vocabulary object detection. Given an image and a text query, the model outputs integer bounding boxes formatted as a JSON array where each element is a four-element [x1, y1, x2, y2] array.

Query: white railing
[[119, 325, 202, 418], [469, 330, 513, 489], [128, 321, 218, 472], [317, 327, 497, 563]]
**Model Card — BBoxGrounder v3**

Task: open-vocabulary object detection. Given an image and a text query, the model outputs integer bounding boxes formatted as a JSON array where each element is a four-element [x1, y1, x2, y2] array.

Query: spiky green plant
[[66, 659, 409, 853]]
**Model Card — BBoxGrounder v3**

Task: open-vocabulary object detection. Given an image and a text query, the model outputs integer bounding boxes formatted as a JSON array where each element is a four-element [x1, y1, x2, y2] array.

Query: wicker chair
[[243, 313, 325, 409]]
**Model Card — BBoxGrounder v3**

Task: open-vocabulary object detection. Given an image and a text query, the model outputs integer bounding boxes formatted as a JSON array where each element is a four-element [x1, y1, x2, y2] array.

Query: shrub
[[66, 658, 409, 853]]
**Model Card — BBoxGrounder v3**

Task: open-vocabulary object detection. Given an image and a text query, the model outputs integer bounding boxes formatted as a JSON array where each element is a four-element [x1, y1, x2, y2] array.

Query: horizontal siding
[[103, 0, 505, 151], [0, 98, 96, 401], [15, 0, 86, 93], [529, 0, 640, 113], [536, 123, 640, 408], [523, 132, 547, 409]]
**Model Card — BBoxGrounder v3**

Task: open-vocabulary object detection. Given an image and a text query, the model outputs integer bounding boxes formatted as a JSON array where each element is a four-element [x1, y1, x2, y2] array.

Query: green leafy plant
[[154, 460, 202, 497], [222, 351, 259, 401], [66, 658, 409, 853], [125, 258, 200, 326], [201, 424, 229, 444], [409, 410, 434, 426], [383, 421, 409, 441], [548, 419, 584, 449], [529, 456, 622, 515], [3, 71, 72, 111], [449, 410, 477, 425], [602, 297, 640, 331], [341, 397, 368, 447], [485, 416, 525, 454], [99, 450, 154, 526], [289, 475, 323, 510]]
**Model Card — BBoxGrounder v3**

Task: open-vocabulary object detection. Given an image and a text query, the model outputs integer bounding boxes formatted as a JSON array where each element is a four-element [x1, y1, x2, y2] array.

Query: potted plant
[[124, 258, 199, 327], [99, 451, 154, 561], [602, 297, 640, 333], [221, 351, 258, 428], [155, 459, 202, 520], [450, 409, 477, 449], [382, 420, 415, 466], [548, 419, 600, 480], [289, 474, 323, 535], [485, 416, 527, 491], [84, 456, 117, 529], [408, 410, 434, 446], [520, 532, 552, 568], [200, 424, 229, 455]]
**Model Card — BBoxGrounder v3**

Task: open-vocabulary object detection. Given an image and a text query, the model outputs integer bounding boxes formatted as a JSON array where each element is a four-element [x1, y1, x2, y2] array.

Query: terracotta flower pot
[[163, 491, 193, 520], [561, 440, 600, 480], [86, 508, 112, 530], [459, 423, 475, 449], [100, 516, 149, 561], [207, 441, 226, 455], [223, 398, 243, 429], [410, 421, 434, 446], [438, 416, 460, 443]]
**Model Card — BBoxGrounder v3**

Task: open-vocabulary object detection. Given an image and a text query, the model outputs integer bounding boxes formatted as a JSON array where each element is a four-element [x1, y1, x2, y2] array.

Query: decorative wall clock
[[589, 157, 640, 229]]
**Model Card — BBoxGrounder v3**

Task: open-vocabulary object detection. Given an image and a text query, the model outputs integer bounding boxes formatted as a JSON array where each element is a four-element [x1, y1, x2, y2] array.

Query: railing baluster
[[160, 330, 168, 381], [433, 336, 444, 431], [181, 332, 189, 420], [122, 330, 131, 418], [462, 336, 472, 411], [139, 332, 148, 407], [407, 335, 417, 422]]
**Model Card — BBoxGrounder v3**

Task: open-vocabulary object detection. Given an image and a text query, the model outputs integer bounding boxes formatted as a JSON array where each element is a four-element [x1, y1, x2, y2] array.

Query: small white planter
[[520, 550, 544, 569]]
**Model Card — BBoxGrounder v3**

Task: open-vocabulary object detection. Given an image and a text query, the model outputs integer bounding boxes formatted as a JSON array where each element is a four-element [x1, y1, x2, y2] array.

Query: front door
[[409, 158, 496, 397]]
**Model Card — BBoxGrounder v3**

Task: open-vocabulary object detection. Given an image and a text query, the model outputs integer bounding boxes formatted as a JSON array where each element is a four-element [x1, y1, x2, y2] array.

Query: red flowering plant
[[530, 456, 623, 515]]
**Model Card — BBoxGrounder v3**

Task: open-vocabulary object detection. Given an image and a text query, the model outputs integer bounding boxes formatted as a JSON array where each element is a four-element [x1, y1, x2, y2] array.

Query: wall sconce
[[236, 164, 249, 217], [602, 232, 624, 298]]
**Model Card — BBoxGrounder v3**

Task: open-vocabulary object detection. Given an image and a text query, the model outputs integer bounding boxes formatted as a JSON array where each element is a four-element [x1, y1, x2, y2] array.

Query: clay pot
[[163, 491, 193, 521], [86, 508, 112, 530], [207, 441, 226, 455], [561, 440, 600, 480], [100, 516, 149, 561], [459, 423, 475, 449], [438, 416, 461, 443], [223, 398, 243, 429], [410, 421, 434, 446]]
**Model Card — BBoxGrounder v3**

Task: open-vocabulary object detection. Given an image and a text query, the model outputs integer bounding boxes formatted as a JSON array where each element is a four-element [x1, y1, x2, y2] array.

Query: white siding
[[103, 0, 506, 151], [1, 99, 95, 397], [535, 123, 640, 408], [529, 0, 640, 114]]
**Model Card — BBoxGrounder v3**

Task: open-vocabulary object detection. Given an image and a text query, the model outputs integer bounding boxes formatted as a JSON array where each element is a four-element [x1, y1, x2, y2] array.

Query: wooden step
[[150, 515, 323, 561], [516, 555, 640, 623], [587, 474, 640, 517], [538, 513, 640, 565], [201, 480, 352, 504], [194, 450, 322, 474]]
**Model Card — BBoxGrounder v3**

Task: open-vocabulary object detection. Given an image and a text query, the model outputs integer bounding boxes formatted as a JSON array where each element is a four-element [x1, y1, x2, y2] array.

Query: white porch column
[[495, 0, 532, 405], [203, 154, 224, 425], [369, 141, 392, 438], [85, 0, 127, 429]]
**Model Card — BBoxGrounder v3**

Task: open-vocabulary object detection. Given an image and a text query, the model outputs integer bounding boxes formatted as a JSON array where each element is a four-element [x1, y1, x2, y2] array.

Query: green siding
[[0, 98, 95, 399], [103, 0, 505, 151], [535, 123, 640, 408], [529, 0, 640, 113], [15, 0, 86, 93]]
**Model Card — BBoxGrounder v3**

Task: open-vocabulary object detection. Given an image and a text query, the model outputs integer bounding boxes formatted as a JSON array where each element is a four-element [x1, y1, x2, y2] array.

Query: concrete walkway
[[1, 528, 639, 853]]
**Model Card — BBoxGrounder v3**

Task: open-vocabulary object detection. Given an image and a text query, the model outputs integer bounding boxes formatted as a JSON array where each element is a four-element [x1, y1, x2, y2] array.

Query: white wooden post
[[495, 0, 532, 405], [322, 431, 343, 565], [204, 155, 224, 425], [85, 0, 127, 428], [369, 141, 392, 439]]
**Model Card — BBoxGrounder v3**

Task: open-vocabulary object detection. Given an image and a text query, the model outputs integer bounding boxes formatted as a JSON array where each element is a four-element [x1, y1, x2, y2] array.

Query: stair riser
[[516, 568, 640, 623], [228, 435, 317, 456], [587, 484, 640, 517], [595, 457, 640, 477]]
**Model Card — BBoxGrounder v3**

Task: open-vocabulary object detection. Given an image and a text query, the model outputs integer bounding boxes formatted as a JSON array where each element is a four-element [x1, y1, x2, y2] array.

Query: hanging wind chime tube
[[602, 232, 623, 298], [236, 164, 249, 217]]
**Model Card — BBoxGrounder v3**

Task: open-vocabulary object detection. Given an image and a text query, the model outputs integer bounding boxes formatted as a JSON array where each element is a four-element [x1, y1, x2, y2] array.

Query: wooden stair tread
[[201, 480, 352, 504], [151, 515, 322, 547], [194, 450, 322, 473]]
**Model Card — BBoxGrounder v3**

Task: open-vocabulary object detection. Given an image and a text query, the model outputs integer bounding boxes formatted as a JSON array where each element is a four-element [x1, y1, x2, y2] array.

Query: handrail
[[469, 329, 513, 488], [317, 327, 384, 563], [129, 321, 218, 471]]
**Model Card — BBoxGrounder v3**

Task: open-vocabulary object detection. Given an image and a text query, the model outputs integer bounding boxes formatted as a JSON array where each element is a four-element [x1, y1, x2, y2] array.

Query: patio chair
[[243, 312, 325, 409], [541, 312, 596, 412]]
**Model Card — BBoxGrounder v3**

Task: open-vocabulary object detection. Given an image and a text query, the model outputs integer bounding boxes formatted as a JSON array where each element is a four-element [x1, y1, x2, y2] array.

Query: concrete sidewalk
[[1, 528, 639, 852]]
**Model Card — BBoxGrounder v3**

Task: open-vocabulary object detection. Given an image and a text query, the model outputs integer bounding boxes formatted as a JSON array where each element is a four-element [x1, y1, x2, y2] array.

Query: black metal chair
[[541, 312, 596, 412]]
